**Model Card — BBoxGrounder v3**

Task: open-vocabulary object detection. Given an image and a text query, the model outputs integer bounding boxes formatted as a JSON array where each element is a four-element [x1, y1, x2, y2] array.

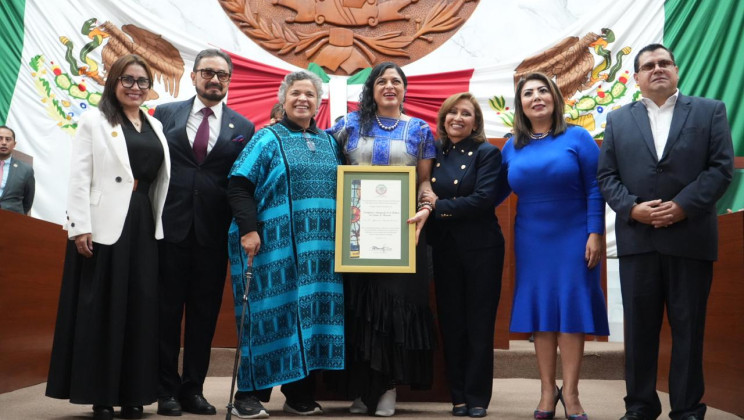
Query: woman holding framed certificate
[[420, 92, 504, 418], [328, 61, 437, 417]]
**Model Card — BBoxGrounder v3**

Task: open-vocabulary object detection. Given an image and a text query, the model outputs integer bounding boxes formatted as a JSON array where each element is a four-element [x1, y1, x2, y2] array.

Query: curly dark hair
[[358, 61, 407, 132]]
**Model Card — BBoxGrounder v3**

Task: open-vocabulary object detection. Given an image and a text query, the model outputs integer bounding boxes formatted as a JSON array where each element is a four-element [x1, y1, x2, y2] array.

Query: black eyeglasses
[[197, 68, 231, 82], [118, 76, 151, 89]]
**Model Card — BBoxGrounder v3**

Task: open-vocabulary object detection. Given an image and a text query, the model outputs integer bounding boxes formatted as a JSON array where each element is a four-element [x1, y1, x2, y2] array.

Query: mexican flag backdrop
[[1, 0, 742, 225]]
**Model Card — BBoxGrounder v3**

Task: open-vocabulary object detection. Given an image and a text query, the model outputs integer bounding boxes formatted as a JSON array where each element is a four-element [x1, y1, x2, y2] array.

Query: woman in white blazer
[[46, 54, 170, 420]]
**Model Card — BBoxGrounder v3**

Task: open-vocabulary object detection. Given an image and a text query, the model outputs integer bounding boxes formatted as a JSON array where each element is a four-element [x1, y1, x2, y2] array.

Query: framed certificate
[[335, 165, 416, 273]]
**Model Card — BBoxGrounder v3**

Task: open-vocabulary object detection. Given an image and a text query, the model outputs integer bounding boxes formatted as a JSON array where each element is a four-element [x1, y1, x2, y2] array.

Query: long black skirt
[[46, 189, 159, 406], [334, 232, 436, 409]]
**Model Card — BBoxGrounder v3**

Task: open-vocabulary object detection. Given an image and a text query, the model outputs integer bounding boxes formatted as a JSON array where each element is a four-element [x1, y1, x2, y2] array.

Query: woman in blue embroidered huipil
[[226, 71, 344, 418], [328, 62, 437, 417]]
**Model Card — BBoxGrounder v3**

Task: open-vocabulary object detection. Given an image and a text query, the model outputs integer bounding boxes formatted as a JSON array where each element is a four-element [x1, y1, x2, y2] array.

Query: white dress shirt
[[0, 156, 11, 195], [186, 101, 223, 154], [640, 89, 679, 160]]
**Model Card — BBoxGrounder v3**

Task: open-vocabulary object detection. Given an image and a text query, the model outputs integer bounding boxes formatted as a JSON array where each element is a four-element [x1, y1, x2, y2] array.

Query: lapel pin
[[229, 123, 235, 129], [13, 163, 19, 168], [112, 131, 118, 137]]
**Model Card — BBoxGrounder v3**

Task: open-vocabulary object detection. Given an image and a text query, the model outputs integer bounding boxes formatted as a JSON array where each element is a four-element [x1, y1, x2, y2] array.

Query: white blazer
[[65, 110, 171, 245]]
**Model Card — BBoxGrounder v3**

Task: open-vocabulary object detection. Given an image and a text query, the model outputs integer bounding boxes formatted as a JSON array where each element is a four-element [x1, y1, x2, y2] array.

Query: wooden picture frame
[[335, 165, 416, 273]]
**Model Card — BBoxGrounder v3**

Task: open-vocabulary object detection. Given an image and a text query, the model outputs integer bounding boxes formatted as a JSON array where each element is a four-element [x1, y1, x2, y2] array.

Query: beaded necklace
[[529, 130, 552, 140], [375, 114, 401, 131]]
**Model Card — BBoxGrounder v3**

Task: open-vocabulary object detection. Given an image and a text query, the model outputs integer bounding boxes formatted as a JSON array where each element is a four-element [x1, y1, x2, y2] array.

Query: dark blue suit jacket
[[154, 97, 255, 248], [597, 94, 734, 261], [426, 136, 504, 250]]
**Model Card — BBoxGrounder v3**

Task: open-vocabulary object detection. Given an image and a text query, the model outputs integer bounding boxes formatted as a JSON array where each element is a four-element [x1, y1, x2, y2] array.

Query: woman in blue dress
[[328, 61, 437, 417], [226, 70, 344, 418], [496, 72, 609, 420]]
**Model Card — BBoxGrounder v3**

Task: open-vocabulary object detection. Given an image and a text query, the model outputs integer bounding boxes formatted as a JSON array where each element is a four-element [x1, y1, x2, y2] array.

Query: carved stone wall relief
[[219, 0, 479, 75]]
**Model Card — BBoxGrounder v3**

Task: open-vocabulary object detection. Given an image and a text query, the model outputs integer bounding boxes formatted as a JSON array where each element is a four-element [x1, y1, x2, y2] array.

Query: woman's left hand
[[407, 209, 430, 245], [585, 233, 603, 269], [420, 189, 438, 205]]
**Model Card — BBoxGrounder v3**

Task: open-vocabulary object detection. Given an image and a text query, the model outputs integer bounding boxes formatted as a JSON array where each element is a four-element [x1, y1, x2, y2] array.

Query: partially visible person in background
[[268, 102, 283, 125], [421, 92, 504, 418], [497, 72, 609, 420], [0, 125, 35, 215], [46, 54, 170, 420]]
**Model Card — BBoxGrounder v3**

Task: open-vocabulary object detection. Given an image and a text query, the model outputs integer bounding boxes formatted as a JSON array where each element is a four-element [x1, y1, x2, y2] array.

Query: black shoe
[[468, 407, 487, 418], [180, 394, 217, 415], [93, 405, 114, 420], [620, 412, 649, 420], [452, 405, 468, 416], [232, 395, 269, 419], [681, 416, 702, 420], [284, 400, 323, 415], [120, 405, 143, 419], [157, 396, 183, 416]]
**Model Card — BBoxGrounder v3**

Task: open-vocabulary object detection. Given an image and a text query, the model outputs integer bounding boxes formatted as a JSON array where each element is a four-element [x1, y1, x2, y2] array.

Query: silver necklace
[[375, 114, 401, 131], [529, 130, 551, 140]]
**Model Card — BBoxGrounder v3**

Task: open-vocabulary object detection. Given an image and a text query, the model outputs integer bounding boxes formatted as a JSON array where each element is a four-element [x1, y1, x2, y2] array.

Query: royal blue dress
[[498, 126, 609, 335]]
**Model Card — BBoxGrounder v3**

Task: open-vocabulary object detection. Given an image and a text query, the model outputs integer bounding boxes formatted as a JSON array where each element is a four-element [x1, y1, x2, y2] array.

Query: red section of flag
[[405, 69, 475, 136], [225, 49, 473, 133], [224, 51, 332, 129]]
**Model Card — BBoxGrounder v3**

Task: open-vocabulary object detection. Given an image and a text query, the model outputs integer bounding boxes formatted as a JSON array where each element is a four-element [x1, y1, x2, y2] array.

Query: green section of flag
[[665, 0, 744, 213], [307, 63, 330, 83], [665, 0, 744, 156], [348, 68, 372, 85], [0, 0, 26, 123]]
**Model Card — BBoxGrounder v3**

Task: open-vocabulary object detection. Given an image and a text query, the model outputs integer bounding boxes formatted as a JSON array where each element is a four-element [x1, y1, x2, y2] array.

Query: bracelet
[[417, 201, 434, 213]]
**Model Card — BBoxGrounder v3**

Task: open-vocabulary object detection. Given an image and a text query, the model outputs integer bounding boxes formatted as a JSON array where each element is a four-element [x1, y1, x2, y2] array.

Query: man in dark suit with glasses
[[598, 44, 734, 420], [154, 49, 254, 416]]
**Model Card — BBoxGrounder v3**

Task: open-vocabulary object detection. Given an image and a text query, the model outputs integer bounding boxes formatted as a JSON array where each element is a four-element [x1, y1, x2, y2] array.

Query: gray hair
[[277, 71, 323, 103]]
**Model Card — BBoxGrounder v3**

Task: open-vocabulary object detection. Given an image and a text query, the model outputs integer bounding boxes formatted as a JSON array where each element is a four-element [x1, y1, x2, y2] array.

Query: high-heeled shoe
[[533, 386, 560, 419], [558, 386, 588, 420]]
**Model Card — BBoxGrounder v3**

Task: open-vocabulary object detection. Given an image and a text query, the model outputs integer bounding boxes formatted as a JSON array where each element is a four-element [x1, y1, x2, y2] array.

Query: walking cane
[[226, 265, 252, 420]]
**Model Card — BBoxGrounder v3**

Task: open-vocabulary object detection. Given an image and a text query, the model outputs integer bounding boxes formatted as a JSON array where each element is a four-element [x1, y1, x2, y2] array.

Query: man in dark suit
[[0, 125, 35, 215], [598, 44, 734, 420], [154, 49, 254, 416]]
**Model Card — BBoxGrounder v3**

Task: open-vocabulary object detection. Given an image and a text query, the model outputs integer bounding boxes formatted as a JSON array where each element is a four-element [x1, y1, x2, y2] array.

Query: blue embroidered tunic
[[227, 121, 345, 391]]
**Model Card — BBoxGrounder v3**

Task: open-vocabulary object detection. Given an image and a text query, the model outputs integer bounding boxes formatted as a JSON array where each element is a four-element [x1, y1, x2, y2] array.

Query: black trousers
[[433, 238, 504, 408], [158, 230, 228, 397], [619, 252, 712, 420]]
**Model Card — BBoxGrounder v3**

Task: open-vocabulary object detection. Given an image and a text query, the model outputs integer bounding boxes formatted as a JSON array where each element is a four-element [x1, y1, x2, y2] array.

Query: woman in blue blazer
[[421, 92, 504, 418]]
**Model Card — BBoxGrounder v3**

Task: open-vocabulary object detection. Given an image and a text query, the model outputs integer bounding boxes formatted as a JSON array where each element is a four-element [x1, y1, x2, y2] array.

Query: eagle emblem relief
[[219, 0, 479, 75]]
